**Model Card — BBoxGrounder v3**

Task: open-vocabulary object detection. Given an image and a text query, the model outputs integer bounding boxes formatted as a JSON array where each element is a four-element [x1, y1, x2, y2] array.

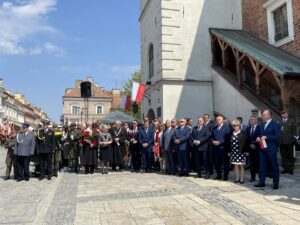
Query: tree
[[123, 69, 141, 95]]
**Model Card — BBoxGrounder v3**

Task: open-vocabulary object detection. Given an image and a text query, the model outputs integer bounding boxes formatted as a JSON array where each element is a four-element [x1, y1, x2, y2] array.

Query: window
[[273, 4, 288, 42], [96, 105, 103, 115], [148, 44, 154, 79], [71, 105, 79, 114], [264, 0, 294, 47]]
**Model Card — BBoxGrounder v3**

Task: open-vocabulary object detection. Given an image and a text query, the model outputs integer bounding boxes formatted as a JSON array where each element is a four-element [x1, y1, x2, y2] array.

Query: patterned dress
[[230, 132, 246, 165]]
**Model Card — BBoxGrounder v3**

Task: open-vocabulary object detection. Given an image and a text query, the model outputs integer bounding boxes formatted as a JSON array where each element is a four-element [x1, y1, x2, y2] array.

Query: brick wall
[[243, 0, 300, 57]]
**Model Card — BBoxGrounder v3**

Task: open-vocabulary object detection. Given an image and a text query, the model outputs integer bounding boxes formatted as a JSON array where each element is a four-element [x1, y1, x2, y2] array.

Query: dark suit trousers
[[280, 144, 294, 172], [40, 153, 52, 176], [130, 145, 141, 171], [259, 148, 279, 185], [213, 147, 229, 178], [165, 150, 175, 173], [142, 148, 152, 171], [249, 148, 259, 179], [176, 150, 189, 174], [195, 150, 208, 175], [17, 156, 30, 179]]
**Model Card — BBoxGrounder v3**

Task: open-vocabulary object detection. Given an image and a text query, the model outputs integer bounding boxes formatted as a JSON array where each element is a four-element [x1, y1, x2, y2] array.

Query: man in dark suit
[[110, 120, 127, 171], [278, 111, 296, 175], [37, 120, 56, 180], [203, 114, 215, 176], [138, 118, 155, 172], [211, 115, 232, 180], [162, 120, 176, 175], [173, 118, 191, 177], [191, 117, 210, 178], [255, 109, 281, 190], [246, 116, 261, 182], [14, 123, 36, 182]]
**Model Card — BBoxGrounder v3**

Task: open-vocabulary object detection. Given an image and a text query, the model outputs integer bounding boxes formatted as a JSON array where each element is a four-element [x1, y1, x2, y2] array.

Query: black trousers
[[249, 149, 259, 179], [84, 165, 94, 173], [40, 153, 52, 176], [195, 150, 208, 175], [213, 147, 229, 178], [130, 145, 141, 171], [17, 156, 30, 179]]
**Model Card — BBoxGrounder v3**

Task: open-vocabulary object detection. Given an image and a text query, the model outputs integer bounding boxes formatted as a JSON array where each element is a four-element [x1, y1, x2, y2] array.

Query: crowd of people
[[2, 108, 300, 190]]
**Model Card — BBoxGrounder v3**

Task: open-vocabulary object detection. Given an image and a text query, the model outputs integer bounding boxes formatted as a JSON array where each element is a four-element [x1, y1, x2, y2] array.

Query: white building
[[140, 0, 243, 122]]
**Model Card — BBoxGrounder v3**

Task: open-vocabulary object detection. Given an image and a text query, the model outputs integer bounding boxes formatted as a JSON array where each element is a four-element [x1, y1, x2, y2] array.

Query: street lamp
[[0, 78, 4, 125]]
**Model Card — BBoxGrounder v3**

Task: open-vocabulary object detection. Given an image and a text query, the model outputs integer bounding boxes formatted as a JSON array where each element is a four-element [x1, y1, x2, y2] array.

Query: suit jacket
[[246, 124, 261, 151], [14, 132, 36, 156], [211, 124, 232, 151], [162, 127, 176, 151], [204, 120, 215, 132], [278, 118, 296, 145], [191, 126, 210, 151], [260, 120, 281, 151], [110, 127, 127, 149], [138, 125, 155, 151], [37, 129, 56, 154], [173, 126, 191, 151]]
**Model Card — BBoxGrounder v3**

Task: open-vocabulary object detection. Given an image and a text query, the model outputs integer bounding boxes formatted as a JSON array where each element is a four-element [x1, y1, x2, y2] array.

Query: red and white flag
[[120, 95, 131, 111], [131, 82, 145, 104], [259, 139, 267, 150]]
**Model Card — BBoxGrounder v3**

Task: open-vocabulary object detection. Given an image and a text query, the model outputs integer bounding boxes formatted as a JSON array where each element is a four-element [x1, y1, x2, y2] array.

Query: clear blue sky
[[0, 0, 140, 122]]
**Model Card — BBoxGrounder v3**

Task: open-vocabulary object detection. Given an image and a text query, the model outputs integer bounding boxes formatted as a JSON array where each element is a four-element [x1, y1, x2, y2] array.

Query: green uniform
[[279, 118, 297, 173], [4, 136, 17, 179], [52, 131, 62, 176], [66, 129, 80, 171]]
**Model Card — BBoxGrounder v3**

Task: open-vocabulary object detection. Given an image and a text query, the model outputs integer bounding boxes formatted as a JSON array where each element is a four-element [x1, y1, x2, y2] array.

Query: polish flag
[[259, 139, 268, 150], [120, 95, 131, 111], [131, 82, 146, 103]]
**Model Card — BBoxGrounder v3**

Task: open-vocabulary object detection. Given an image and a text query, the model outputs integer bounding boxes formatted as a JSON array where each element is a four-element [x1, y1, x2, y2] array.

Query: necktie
[[198, 126, 202, 132], [263, 122, 267, 130], [250, 126, 254, 136]]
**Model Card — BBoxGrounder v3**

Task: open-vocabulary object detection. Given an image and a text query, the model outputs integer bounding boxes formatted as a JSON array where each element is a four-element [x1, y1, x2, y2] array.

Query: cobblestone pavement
[[1, 148, 300, 225]]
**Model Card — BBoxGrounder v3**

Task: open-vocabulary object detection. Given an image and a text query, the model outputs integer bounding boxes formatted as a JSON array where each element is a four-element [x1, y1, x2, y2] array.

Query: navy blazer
[[191, 126, 210, 151], [246, 124, 261, 145], [259, 120, 281, 151], [138, 125, 155, 151], [211, 124, 232, 150], [173, 126, 191, 151]]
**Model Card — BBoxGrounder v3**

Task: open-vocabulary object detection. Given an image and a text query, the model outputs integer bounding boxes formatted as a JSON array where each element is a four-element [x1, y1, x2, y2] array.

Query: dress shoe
[[289, 171, 294, 175], [39, 176, 45, 181], [184, 173, 189, 177], [197, 174, 202, 178], [25, 178, 29, 181], [254, 183, 265, 188], [14, 175, 18, 180], [234, 180, 240, 183], [204, 174, 210, 179], [223, 177, 228, 181], [250, 178, 256, 183], [240, 181, 244, 184], [273, 184, 279, 190], [17, 178, 24, 182], [214, 176, 222, 180], [4, 176, 10, 181], [178, 173, 184, 177], [281, 170, 288, 174], [47, 176, 51, 180]]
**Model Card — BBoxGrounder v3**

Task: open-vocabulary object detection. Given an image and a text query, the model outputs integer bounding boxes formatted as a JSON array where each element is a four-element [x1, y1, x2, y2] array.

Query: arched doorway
[[147, 108, 155, 122]]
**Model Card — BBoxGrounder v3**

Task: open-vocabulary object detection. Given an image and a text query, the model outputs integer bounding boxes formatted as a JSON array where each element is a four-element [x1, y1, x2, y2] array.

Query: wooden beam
[[272, 72, 283, 89]]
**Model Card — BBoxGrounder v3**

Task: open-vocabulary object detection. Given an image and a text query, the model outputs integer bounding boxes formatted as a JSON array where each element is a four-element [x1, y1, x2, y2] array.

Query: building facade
[[140, 0, 243, 122], [140, 0, 300, 124], [62, 77, 122, 125]]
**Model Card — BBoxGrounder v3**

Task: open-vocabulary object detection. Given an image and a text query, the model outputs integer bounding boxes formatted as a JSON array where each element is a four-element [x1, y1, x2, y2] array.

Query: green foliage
[[123, 69, 141, 95]]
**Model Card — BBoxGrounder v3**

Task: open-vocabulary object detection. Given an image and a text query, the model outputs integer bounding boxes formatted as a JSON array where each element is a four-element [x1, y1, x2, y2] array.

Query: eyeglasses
[[179, 121, 184, 123]]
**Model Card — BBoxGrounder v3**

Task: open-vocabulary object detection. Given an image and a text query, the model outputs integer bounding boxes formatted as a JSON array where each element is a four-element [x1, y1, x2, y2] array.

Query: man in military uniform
[[37, 121, 56, 180], [67, 123, 80, 173], [278, 111, 297, 175], [4, 130, 17, 180], [52, 124, 62, 177], [14, 123, 36, 182]]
